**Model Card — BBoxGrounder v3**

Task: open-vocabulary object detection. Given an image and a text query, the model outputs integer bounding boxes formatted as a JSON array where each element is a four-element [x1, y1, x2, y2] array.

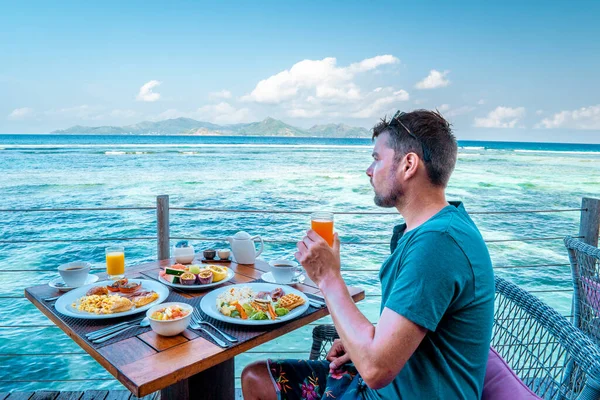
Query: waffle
[[278, 293, 306, 310]]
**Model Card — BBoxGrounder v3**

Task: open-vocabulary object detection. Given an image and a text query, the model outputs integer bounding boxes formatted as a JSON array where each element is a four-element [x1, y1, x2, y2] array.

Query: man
[[242, 110, 495, 399]]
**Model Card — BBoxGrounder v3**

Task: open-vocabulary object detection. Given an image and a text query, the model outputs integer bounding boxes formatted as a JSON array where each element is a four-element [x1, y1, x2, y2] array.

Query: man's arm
[[297, 231, 427, 389], [319, 277, 427, 389]]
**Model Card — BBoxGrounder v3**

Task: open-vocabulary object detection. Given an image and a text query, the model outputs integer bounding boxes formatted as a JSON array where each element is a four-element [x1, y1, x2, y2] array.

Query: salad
[[216, 286, 304, 321]]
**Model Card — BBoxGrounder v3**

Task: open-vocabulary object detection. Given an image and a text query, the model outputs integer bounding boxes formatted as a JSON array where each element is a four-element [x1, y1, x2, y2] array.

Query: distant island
[[51, 117, 371, 138]]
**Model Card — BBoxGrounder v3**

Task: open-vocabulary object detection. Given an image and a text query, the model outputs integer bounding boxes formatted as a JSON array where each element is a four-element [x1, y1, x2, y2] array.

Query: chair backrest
[[493, 276, 600, 399], [564, 236, 600, 346], [309, 324, 339, 360]]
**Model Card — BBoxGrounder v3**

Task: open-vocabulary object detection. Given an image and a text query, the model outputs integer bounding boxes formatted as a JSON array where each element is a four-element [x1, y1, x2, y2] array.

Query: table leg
[[160, 358, 235, 400]]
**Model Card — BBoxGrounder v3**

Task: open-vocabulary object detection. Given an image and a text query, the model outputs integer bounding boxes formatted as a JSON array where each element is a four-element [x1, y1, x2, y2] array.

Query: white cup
[[58, 261, 91, 287], [269, 259, 303, 283]]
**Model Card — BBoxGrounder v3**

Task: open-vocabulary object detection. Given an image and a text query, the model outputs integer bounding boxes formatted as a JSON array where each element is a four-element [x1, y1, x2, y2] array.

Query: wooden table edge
[[24, 289, 144, 397], [132, 290, 365, 396]]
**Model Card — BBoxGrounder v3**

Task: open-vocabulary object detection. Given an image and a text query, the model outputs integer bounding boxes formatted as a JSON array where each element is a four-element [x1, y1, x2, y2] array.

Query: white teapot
[[225, 231, 264, 264]]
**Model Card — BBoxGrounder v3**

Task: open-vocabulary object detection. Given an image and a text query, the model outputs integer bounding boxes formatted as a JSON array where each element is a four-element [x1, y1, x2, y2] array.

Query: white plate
[[158, 267, 235, 291], [49, 274, 99, 292], [200, 282, 310, 326], [261, 272, 305, 285], [54, 279, 169, 319]]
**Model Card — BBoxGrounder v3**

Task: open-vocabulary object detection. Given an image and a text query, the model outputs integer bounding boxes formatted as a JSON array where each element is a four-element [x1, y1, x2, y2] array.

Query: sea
[[1, 134, 599, 392]]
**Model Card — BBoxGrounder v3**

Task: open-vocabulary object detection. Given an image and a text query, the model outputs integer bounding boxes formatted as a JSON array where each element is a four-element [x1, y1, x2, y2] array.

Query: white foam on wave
[[514, 149, 600, 155], [105, 151, 126, 155], [460, 146, 485, 150], [3, 143, 372, 150]]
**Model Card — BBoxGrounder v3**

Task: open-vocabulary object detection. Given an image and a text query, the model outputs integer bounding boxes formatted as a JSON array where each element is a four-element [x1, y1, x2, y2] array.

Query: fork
[[86, 317, 145, 339], [192, 308, 238, 343], [190, 315, 230, 348]]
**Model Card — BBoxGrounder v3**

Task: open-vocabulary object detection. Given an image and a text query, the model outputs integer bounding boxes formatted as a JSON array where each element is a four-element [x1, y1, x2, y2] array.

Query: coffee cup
[[268, 259, 303, 284], [58, 261, 91, 287]]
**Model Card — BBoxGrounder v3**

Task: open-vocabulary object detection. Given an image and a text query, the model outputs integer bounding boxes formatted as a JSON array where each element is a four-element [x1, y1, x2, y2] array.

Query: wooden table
[[25, 259, 364, 400]]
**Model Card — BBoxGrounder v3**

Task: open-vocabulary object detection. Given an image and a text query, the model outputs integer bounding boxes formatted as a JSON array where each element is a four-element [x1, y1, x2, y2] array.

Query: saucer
[[49, 274, 99, 292], [261, 272, 305, 285]]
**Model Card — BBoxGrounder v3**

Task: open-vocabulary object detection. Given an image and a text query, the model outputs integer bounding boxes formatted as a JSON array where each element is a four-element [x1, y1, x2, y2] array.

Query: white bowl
[[217, 249, 231, 259], [57, 261, 91, 288], [146, 302, 193, 336], [173, 246, 196, 264]]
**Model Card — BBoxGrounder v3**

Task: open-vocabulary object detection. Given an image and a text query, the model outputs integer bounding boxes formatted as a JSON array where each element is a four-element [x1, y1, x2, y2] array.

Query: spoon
[[92, 317, 150, 344]]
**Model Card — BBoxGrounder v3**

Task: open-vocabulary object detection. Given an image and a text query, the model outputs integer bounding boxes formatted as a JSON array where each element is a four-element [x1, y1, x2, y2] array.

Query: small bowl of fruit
[[147, 302, 193, 336]]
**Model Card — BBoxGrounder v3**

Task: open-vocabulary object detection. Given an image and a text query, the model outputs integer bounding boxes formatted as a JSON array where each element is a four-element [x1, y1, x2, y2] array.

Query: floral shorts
[[267, 359, 373, 400]]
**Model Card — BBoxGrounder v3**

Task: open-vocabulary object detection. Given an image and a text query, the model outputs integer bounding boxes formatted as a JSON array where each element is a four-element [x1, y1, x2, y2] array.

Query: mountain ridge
[[51, 117, 371, 138]]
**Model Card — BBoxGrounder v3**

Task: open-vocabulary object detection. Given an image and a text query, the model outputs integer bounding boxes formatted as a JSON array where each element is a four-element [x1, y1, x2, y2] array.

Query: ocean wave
[[514, 149, 600, 155], [460, 146, 485, 150], [3, 143, 373, 150], [105, 151, 126, 155]]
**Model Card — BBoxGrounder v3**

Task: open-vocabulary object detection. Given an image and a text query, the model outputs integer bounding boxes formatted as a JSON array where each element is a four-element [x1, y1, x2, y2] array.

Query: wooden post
[[578, 197, 600, 247], [157, 195, 170, 260]]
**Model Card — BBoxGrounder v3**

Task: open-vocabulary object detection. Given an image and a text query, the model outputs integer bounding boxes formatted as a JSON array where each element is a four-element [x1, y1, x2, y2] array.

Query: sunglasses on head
[[389, 110, 431, 162]]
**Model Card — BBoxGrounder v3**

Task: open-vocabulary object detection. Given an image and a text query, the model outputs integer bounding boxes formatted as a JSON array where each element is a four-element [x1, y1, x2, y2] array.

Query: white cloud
[[436, 104, 477, 118], [136, 80, 161, 102], [156, 102, 252, 124], [474, 106, 526, 128], [8, 107, 34, 119], [287, 108, 322, 118], [242, 55, 399, 104], [46, 105, 99, 119], [195, 102, 252, 124], [445, 105, 476, 118], [347, 55, 399, 73], [536, 109, 544, 115], [536, 105, 600, 130], [353, 89, 409, 118], [109, 109, 140, 119], [477, 99, 486, 105], [415, 70, 450, 89], [209, 90, 232, 99]]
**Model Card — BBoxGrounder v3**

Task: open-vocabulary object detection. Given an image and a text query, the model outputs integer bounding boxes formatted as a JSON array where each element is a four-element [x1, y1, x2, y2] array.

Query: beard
[[373, 188, 401, 208], [373, 173, 403, 208]]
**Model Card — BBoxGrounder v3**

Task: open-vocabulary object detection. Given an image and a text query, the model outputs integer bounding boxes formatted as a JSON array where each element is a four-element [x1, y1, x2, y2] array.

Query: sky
[[1, 0, 600, 143]]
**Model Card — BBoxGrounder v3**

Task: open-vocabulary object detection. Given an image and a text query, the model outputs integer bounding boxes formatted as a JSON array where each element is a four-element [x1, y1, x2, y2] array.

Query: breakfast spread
[[159, 263, 229, 286], [72, 279, 159, 315], [216, 286, 305, 321]]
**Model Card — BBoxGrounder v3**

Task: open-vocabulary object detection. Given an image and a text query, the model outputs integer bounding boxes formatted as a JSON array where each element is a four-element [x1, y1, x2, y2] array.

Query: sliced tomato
[[119, 282, 141, 293]]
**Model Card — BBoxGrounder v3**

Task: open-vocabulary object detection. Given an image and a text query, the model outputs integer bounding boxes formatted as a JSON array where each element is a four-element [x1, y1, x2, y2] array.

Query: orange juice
[[311, 213, 334, 247], [106, 251, 125, 277]]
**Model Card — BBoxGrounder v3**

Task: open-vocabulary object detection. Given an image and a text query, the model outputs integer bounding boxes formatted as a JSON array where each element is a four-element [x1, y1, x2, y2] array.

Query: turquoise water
[[1, 134, 599, 392]]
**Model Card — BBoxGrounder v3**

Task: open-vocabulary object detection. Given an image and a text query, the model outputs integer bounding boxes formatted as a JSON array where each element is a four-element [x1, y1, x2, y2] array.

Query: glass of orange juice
[[105, 246, 125, 280], [311, 212, 334, 247]]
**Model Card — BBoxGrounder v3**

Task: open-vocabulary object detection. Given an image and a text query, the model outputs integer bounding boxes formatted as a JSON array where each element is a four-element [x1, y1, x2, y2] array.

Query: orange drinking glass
[[311, 212, 334, 247], [106, 246, 125, 280]]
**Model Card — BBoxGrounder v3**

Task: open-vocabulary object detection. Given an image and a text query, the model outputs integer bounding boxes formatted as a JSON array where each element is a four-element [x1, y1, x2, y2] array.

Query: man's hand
[[295, 230, 342, 287], [326, 339, 352, 371]]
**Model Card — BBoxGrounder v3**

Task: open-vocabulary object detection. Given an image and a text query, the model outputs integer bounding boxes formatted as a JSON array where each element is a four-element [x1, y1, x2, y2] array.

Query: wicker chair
[[310, 276, 600, 399], [564, 236, 600, 346]]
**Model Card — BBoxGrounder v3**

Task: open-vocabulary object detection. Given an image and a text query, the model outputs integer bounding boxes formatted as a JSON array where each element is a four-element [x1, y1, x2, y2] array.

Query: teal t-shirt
[[367, 201, 495, 399]]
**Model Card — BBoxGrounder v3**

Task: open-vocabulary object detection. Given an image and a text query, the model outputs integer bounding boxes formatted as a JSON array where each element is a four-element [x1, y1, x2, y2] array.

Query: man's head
[[366, 109, 457, 208]]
